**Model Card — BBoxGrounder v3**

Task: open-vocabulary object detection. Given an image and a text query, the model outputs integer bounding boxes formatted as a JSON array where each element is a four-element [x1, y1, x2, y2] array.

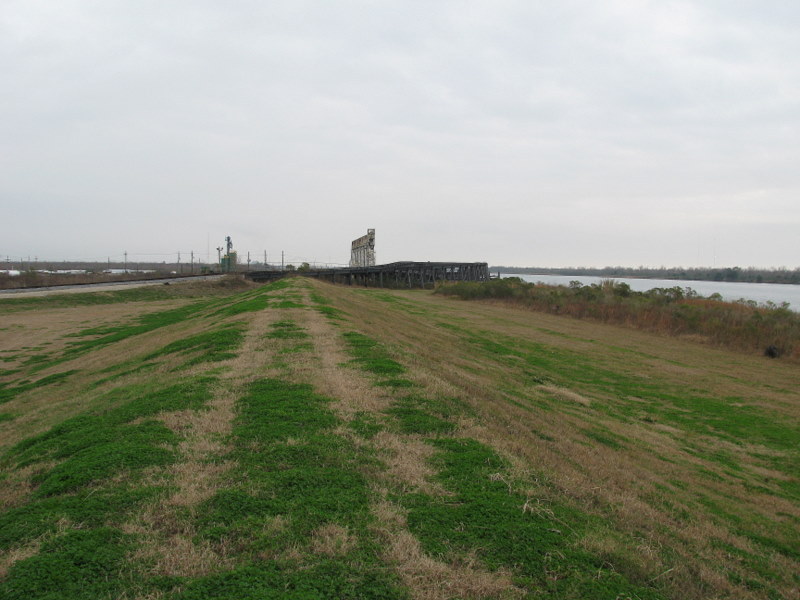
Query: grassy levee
[[0, 275, 797, 599], [436, 277, 800, 359]]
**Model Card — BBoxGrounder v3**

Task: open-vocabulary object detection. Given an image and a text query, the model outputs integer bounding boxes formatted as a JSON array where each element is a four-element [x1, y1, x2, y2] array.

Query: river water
[[502, 273, 800, 310]]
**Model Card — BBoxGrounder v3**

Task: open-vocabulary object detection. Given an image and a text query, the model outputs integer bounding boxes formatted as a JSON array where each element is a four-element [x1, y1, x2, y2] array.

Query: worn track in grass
[[0, 276, 797, 599]]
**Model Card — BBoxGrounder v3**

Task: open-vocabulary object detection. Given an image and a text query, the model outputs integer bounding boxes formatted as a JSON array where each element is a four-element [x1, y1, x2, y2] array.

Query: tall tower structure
[[350, 229, 376, 267], [221, 236, 237, 272]]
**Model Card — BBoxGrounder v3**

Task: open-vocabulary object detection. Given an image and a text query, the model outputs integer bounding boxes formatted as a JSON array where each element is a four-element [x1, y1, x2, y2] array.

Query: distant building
[[350, 229, 375, 267]]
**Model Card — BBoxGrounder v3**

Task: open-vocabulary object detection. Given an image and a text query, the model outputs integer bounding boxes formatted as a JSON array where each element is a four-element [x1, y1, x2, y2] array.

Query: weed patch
[[0, 287, 178, 312], [310, 292, 346, 320], [403, 437, 664, 598], [0, 370, 77, 405], [211, 294, 270, 317], [375, 378, 415, 389], [0, 527, 136, 599], [174, 560, 407, 600], [272, 299, 305, 309], [144, 322, 245, 366], [26, 302, 216, 373], [10, 377, 212, 493], [342, 332, 405, 377], [387, 397, 456, 435], [266, 320, 309, 340], [437, 278, 800, 358], [192, 378, 407, 598], [0, 484, 157, 550]]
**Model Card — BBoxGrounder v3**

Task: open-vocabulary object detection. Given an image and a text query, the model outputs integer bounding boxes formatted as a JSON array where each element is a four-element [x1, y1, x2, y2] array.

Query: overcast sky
[[2, 1, 798, 268]]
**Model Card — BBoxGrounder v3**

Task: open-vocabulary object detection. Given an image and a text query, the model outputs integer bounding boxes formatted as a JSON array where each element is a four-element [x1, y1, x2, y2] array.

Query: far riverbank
[[502, 273, 800, 310]]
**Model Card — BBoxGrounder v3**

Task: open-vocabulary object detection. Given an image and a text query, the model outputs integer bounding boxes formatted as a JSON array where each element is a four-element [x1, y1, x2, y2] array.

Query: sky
[[2, 0, 799, 269]]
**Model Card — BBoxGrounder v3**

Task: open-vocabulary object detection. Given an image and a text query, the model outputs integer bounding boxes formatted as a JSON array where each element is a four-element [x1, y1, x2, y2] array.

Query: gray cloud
[[2, 0, 798, 267]]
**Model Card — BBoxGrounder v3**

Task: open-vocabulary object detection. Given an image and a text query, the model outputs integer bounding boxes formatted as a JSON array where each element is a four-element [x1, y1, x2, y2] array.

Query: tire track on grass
[[124, 309, 283, 583], [286, 286, 523, 600]]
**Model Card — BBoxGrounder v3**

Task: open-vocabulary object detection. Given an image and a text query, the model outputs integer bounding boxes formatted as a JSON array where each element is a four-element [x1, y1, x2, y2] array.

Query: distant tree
[[298, 262, 310, 272], [285, 264, 296, 272]]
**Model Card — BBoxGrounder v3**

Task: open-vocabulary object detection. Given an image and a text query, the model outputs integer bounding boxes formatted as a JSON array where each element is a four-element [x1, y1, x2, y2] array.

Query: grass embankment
[[436, 277, 799, 359], [0, 276, 797, 599], [0, 271, 200, 291]]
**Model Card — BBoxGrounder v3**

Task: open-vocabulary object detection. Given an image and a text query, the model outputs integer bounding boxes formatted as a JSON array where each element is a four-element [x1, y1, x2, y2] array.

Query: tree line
[[490, 266, 800, 285]]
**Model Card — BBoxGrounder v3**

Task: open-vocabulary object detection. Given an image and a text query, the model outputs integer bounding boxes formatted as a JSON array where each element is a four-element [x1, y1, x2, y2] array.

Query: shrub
[[436, 280, 799, 358]]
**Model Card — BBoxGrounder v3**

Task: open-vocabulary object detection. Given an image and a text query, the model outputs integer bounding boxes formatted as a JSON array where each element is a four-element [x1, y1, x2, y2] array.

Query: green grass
[[446, 323, 800, 462], [0, 527, 138, 599], [342, 332, 405, 377], [0, 286, 180, 312], [0, 370, 77, 405], [143, 322, 246, 366], [0, 485, 157, 552], [348, 412, 384, 440], [266, 320, 309, 340], [342, 319, 664, 596], [24, 301, 216, 373], [211, 293, 270, 317], [403, 437, 664, 599], [310, 292, 346, 320], [355, 290, 429, 316], [9, 377, 214, 495], [335, 324, 666, 596], [437, 278, 800, 358], [0, 376, 218, 599], [2, 277, 796, 599], [271, 299, 305, 309], [429, 313, 800, 594], [386, 397, 456, 435], [189, 378, 407, 599]]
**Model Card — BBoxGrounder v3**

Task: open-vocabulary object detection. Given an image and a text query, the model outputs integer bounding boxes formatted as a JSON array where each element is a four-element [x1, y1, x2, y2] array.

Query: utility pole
[[190, 251, 194, 274], [247, 251, 251, 272], [216, 247, 223, 271], [281, 251, 284, 271], [124, 251, 128, 273], [177, 252, 181, 274], [264, 250, 267, 269]]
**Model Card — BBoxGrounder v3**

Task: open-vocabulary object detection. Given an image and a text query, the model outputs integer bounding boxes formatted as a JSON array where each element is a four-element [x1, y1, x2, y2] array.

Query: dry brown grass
[[0, 301, 179, 357], [289, 301, 391, 418], [4, 277, 796, 598], [371, 431, 445, 496], [0, 300, 223, 452], [125, 503, 234, 578], [0, 517, 73, 579], [0, 541, 40, 579], [371, 497, 523, 600], [302, 279, 800, 600], [538, 384, 592, 407], [310, 523, 356, 557], [264, 286, 528, 598], [0, 462, 55, 512], [121, 309, 284, 578]]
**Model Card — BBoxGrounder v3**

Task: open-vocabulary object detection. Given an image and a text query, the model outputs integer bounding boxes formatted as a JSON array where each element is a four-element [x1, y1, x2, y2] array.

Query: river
[[502, 273, 800, 310]]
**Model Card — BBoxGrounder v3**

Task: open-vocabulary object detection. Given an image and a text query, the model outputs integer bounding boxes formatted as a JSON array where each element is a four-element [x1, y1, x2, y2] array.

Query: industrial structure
[[242, 228, 489, 288], [350, 229, 375, 267], [248, 261, 490, 288], [220, 236, 237, 273]]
